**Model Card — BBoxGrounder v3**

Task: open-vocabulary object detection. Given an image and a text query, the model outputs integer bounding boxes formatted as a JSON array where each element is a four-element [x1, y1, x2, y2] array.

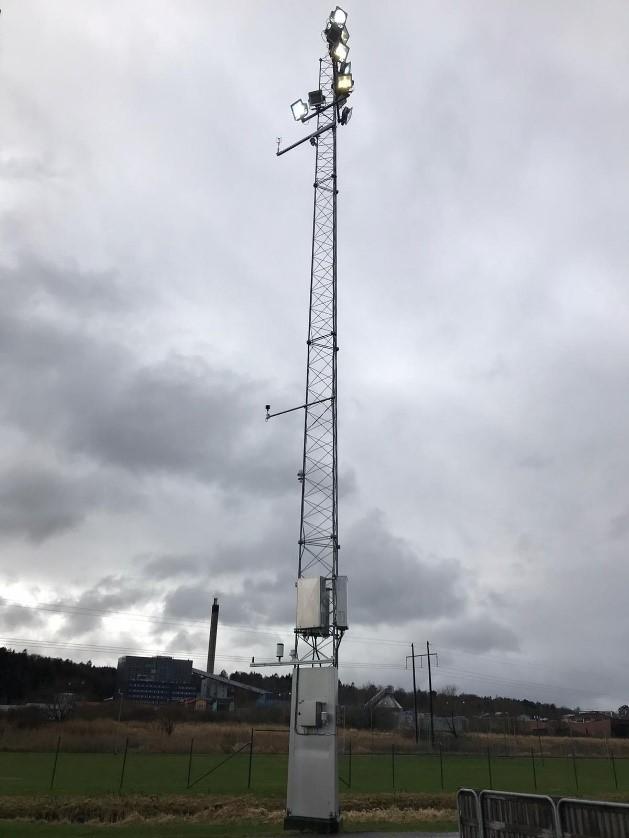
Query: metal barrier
[[458, 788, 482, 838], [558, 798, 629, 838], [479, 790, 559, 838], [458, 791, 629, 838]]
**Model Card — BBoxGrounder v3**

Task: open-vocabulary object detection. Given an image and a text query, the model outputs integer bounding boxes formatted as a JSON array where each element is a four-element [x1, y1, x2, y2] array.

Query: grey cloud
[[0, 155, 57, 181], [0, 465, 109, 542], [345, 510, 466, 625], [0, 599, 47, 631], [162, 585, 212, 622], [608, 510, 629, 541], [165, 629, 207, 656], [142, 555, 203, 580], [0, 260, 294, 497], [162, 576, 293, 630], [436, 614, 520, 654], [2, 257, 127, 315], [53, 576, 152, 638]]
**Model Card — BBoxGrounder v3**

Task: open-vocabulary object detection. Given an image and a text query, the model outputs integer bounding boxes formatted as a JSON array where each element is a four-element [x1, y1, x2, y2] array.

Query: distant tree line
[[1, 649, 577, 724], [0, 648, 116, 703]]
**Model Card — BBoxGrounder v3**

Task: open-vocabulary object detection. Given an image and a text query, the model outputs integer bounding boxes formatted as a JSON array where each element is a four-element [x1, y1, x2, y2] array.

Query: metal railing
[[457, 789, 629, 838]]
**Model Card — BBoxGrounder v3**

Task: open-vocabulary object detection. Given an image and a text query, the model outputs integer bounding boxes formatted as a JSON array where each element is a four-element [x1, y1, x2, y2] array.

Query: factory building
[[116, 655, 197, 704], [116, 598, 271, 709]]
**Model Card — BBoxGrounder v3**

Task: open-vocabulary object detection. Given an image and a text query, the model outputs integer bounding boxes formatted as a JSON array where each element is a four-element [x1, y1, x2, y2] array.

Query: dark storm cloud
[[345, 510, 466, 625]]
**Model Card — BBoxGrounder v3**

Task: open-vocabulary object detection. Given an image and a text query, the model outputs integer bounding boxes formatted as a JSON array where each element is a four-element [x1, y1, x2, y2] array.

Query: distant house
[[365, 685, 403, 712]]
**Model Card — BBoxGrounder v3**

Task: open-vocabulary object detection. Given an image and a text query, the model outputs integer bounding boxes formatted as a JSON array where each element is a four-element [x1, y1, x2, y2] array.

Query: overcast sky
[[1, 1, 629, 711]]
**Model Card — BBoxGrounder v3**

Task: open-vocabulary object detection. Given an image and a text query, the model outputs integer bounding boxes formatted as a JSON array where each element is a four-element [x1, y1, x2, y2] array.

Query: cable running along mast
[[256, 6, 355, 833]]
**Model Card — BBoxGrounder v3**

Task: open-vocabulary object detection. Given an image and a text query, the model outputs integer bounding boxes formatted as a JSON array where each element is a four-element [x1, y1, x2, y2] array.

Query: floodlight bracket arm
[[276, 121, 335, 157], [301, 95, 349, 124]]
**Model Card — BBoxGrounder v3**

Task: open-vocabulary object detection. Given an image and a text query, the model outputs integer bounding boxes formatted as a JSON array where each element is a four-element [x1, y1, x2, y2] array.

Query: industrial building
[[116, 655, 197, 704], [115, 598, 270, 709]]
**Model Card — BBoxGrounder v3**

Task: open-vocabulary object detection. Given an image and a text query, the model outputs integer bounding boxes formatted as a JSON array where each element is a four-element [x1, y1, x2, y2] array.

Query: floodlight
[[335, 72, 353, 94], [340, 105, 352, 125], [330, 6, 347, 26], [291, 98, 308, 121], [331, 40, 349, 63], [308, 89, 325, 107], [340, 61, 351, 76], [340, 26, 349, 45]]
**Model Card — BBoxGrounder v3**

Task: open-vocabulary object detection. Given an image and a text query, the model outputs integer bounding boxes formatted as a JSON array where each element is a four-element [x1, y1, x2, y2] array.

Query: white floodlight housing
[[276, 642, 285, 661], [340, 26, 349, 45], [290, 98, 308, 121], [336, 72, 353, 94], [330, 6, 347, 26], [331, 41, 349, 63]]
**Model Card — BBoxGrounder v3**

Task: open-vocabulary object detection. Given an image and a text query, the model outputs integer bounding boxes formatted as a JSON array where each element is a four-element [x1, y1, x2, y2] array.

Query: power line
[[0, 635, 399, 670], [0, 601, 613, 698], [0, 597, 409, 648]]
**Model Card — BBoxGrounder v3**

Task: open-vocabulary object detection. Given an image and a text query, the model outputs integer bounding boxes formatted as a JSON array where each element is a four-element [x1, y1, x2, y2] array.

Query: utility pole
[[406, 643, 439, 748], [406, 643, 419, 745], [252, 7, 355, 834], [427, 641, 436, 748]]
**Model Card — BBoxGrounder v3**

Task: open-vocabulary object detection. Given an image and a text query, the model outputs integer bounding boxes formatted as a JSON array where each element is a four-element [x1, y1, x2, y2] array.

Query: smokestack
[[207, 597, 219, 675]]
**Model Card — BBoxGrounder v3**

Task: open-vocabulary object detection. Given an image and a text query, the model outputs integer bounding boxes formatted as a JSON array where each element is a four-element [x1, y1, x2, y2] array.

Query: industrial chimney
[[206, 597, 219, 675]]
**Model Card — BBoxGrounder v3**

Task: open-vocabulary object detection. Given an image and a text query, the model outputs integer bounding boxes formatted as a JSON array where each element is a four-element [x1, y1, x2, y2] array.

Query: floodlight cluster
[[289, 6, 354, 123]]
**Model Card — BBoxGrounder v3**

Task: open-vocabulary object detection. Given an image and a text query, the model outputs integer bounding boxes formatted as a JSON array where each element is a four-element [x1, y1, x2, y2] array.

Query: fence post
[[486, 746, 493, 789], [571, 748, 579, 795], [247, 728, 254, 790], [610, 752, 618, 790], [187, 737, 194, 788], [391, 743, 396, 792], [348, 739, 352, 789], [531, 748, 537, 792], [50, 735, 61, 790], [538, 735, 544, 765], [439, 743, 444, 791], [119, 736, 129, 794]]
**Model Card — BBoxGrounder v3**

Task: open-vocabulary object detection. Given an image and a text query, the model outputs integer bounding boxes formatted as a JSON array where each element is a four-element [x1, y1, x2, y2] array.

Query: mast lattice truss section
[[298, 56, 342, 666]]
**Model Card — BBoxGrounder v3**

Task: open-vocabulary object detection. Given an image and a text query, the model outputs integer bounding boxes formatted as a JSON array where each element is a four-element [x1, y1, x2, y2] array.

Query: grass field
[[1, 750, 627, 797]]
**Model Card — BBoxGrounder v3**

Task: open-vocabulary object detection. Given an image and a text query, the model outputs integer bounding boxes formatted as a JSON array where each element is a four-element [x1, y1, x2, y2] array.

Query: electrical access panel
[[297, 699, 327, 728], [336, 575, 348, 629], [296, 577, 329, 635]]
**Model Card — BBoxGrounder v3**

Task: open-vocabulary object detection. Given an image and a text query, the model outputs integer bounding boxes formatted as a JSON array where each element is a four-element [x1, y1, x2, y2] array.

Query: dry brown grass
[[2, 718, 629, 757], [0, 793, 457, 825]]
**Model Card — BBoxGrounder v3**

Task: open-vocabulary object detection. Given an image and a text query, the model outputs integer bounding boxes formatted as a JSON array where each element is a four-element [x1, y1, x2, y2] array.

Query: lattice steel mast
[[297, 53, 340, 667], [257, 6, 355, 832]]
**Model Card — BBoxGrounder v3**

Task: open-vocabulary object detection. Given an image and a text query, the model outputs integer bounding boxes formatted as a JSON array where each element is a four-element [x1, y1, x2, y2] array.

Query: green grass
[[0, 750, 626, 798]]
